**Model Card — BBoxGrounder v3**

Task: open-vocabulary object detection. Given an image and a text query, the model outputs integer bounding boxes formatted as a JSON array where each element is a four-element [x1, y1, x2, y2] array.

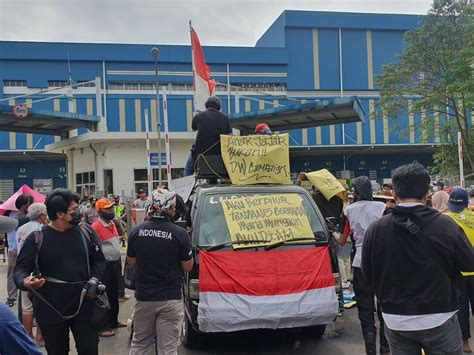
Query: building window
[[104, 169, 113, 196], [48, 80, 69, 88], [77, 80, 96, 88], [76, 171, 96, 197], [3, 80, 27, 87], [133, 168, 184, 195], [108, 81, 286, 92]]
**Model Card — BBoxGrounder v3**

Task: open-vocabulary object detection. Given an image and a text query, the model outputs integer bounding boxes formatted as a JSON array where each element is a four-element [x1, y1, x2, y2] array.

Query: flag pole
[[458, 131, 465, 188], [189, 20, 197, 112], [162, 85, 172, 187], [144, 109, 153, 198]]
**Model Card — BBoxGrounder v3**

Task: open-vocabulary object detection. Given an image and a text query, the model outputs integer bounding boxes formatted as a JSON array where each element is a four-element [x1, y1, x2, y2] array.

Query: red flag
[[190, 23, 216, 111], [198, 247, 338, 333]]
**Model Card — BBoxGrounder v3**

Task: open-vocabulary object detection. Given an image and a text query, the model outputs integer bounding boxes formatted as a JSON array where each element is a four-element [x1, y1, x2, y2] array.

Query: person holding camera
[[127, 188, 194, 355], [13, 189, 106, 355]]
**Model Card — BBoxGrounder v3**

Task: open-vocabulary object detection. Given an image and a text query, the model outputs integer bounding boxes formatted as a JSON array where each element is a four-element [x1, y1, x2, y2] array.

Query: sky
[[0, 0, 433, 47]]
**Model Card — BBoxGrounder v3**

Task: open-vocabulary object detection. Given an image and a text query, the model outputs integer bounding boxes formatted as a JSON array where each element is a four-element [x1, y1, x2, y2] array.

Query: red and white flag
[[190, 22, 216, 112], [198, 247, 339, 333]]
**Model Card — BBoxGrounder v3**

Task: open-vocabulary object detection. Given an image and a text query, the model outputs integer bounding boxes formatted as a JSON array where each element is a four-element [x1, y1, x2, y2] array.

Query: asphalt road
[[1, 254, 368, 355]]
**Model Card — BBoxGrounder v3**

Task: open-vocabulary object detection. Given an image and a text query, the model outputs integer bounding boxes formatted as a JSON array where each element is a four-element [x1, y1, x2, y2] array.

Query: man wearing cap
[[113, 195, 126, 221], [183, 96, 232, 176], [255, 122, 273, 135], [133, 189, 150, 210], [447, 188, 474, 353], [0, 215, 43, 355], [91, 198, 126, 337], [15, 203, 48, 345], [127, 188, 194, 355]]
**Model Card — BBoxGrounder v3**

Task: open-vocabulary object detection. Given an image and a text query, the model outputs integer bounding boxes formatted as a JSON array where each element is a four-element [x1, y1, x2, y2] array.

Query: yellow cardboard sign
[[220, 134, 291, 185], [221, 194, 314, 249], [305, 169, 346, 201]]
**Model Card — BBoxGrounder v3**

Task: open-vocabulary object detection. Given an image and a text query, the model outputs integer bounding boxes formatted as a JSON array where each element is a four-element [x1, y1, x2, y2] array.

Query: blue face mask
[[100, 212, 115, 221]]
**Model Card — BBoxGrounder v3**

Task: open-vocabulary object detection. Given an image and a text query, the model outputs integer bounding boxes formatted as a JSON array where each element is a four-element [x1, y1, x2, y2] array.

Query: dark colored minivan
[[181, 184, 341, 348]]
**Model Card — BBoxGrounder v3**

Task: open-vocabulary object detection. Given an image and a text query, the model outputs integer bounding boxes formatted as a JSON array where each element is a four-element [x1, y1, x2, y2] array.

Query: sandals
[[98, 330, 115, 337], [113, 321, 127, 329]]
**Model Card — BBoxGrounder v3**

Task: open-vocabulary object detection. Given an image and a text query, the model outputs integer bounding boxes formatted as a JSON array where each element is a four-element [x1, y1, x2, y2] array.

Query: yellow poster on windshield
[[220, 134, 291, 185], [305, 169, 346, 201], [221, 194, 314, 249]]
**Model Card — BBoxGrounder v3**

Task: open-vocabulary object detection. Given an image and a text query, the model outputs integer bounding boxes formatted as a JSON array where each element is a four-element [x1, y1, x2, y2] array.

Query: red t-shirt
[[91, 219, 118, 242]]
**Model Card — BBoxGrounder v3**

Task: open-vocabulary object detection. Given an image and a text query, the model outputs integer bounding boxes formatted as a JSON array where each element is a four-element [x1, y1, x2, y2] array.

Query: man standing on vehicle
[[183, 96, 232, 176], [363, 164, 474, 354], [14, 189, 105, 355], [127, 188, 193, 355]]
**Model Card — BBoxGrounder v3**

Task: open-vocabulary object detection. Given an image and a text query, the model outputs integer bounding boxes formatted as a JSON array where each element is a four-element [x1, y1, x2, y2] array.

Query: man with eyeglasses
[[14, 189, 105, 355]]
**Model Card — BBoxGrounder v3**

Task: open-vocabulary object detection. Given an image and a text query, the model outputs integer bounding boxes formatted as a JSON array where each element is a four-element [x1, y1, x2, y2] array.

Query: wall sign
[[13, 104, 29, 119]]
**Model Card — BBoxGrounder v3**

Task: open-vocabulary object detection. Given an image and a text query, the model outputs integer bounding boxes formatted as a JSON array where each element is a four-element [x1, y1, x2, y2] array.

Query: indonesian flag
[[190, 22, 216, 112], [198, 247, 339, 333]]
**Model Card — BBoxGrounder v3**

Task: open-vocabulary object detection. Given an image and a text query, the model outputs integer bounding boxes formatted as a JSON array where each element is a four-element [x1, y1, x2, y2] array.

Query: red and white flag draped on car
[[198, 247, 339, 333], [190, 22, 216, 112]]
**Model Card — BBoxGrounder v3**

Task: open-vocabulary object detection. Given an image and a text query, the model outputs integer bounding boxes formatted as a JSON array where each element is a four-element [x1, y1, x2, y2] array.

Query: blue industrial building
[[0, 10, 443, 197]]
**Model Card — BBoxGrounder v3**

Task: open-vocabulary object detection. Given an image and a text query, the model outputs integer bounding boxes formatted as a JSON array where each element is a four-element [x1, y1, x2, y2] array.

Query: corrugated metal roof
[[229, 96, 365, 134], [0, 104, 99, 137]]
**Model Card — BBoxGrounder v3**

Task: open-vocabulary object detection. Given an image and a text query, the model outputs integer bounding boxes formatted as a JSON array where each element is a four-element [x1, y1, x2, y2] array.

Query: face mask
[[100, 212, 115, 221], [433, 187, 438, 192], [69, 210, 82, 226]]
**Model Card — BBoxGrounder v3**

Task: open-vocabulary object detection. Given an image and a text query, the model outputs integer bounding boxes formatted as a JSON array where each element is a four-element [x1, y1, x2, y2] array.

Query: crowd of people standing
[[300, 164, 474, 355], [1, 159, 474, 355]]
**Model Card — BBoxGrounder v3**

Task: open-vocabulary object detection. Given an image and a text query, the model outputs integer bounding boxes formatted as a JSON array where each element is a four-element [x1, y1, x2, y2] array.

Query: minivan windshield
[[196, 191, 327, 247]]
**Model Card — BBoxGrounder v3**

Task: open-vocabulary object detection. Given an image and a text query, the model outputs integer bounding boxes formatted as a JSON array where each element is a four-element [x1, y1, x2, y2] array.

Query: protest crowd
[[0, 96, 474, 355]]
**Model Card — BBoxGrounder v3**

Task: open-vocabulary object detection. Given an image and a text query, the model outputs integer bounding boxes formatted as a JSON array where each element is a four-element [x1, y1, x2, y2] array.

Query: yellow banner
[[220, 134, 291, 185], [221, 194, 314, 249], [305, 169, 346, 201]]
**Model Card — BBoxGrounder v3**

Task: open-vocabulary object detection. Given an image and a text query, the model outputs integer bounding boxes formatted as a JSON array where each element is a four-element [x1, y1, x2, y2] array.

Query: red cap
[[255, 123, 268, 133]]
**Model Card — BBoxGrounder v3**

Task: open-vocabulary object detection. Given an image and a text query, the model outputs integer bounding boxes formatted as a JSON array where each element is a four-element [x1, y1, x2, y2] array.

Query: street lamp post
[[151, 47, 162, 188]]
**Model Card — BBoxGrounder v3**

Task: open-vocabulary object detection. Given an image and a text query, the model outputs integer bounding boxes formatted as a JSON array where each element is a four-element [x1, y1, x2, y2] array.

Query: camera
[[84, 277, 106, 298]]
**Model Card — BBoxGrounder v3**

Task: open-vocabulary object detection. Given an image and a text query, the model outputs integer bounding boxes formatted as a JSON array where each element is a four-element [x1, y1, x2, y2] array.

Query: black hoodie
[[362, 204, 474, 316]]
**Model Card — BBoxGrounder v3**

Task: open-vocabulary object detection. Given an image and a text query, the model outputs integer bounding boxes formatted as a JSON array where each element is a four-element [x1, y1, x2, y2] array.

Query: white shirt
[[382, 202, 456, 331], [345, 200, 386, 268], [15, 220, 42, 253]]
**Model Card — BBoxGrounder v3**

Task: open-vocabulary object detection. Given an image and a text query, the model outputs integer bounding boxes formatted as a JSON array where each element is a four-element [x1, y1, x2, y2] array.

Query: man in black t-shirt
[[128, 188, 193, 355], [183, 96, 232, 176], [14, 189, 105, 355]]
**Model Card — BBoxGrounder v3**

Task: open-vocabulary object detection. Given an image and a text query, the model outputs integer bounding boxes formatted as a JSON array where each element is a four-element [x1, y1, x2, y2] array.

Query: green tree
[[376, 0, 474, 176]]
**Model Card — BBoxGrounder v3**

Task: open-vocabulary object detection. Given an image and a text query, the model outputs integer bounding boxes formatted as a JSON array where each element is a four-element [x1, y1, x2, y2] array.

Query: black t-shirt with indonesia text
[[127, 215, 192, 301]]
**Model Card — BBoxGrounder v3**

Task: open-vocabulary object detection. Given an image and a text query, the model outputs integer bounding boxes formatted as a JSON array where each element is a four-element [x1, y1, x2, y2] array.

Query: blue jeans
[[183, 154, 196, 177], [385, 314, 463, 355]]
